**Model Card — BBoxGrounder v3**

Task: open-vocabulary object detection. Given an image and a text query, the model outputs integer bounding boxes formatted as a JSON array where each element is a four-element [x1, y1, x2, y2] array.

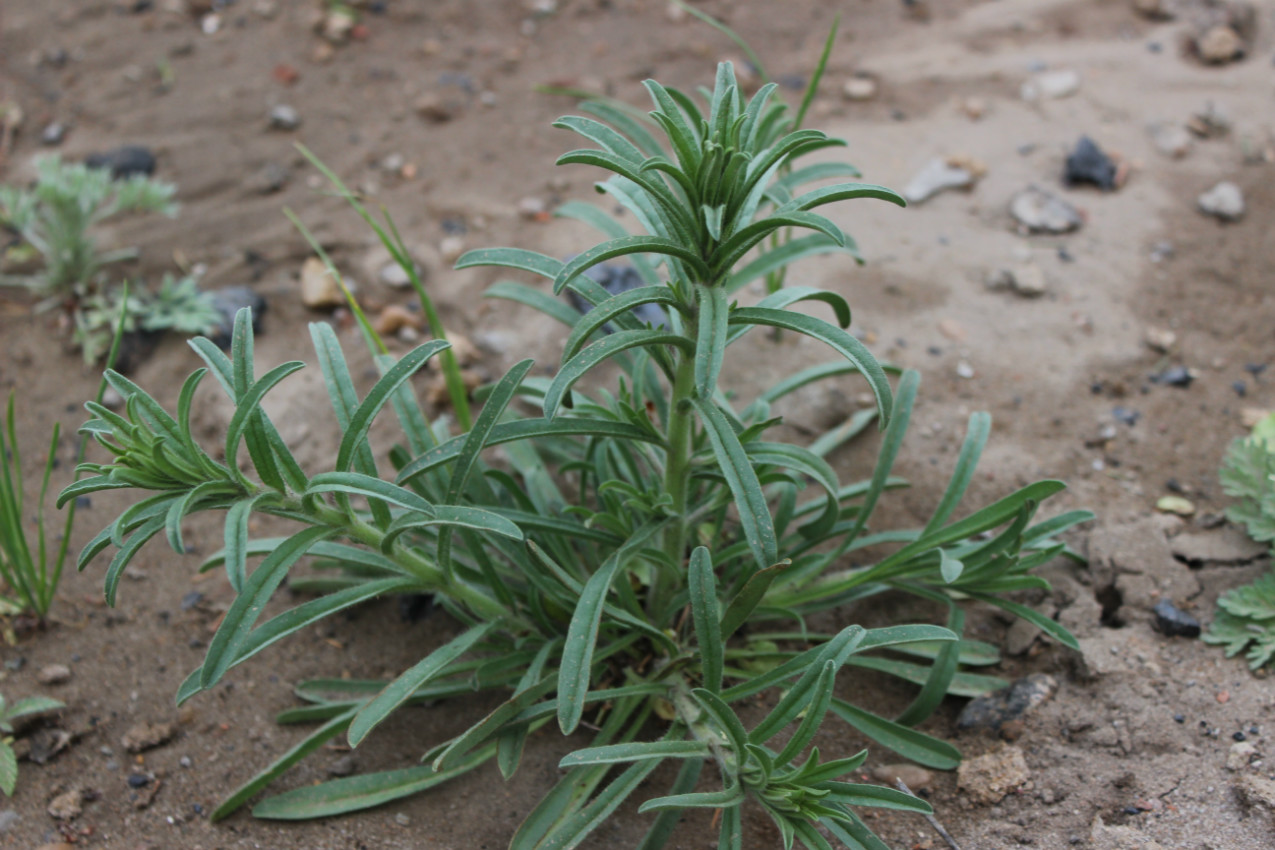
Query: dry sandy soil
[[2, 1, 1274, 848]]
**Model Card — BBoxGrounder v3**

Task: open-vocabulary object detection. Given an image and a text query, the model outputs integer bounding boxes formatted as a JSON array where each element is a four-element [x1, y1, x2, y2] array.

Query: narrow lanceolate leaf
[[397, 417, 663, 484], [552, 235, 710, 295], [335, 340, 450, 473], [349, 621, 497, 746], [523, 756, 666, 850], [923, 411, 990, 535], [304, 472, 436, 516], [968, 592, 1080, 651], [774, 660, 837, 766], [559, 549, 629, 735], [638, 782, 745, 813], [719, 559, 790, 640], [829, 700, 960, 769], [694, 284, 728, 400], [729, 307, 892, 426], [559, 740, 708, 768], [253, 744, 496, 819], [485, 280, 585, 328], [692, 398, 777, 572], [455, 247, 564, 280], [562, 286, 681, 362], [689, 547, 724, 693], [895, 606, 964, 727], [558, 523, 663, 734], [635, 757, 704, 850], [200, 526, 336, 689], [210, 708, 356, 821], [545, 331, 692, 420]]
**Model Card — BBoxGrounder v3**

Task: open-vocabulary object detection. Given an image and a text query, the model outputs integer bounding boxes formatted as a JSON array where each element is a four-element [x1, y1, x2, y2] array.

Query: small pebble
[[1152, 365, 1194, 388], [842, 75, 878, 101], [84, 145, 156, 178], [1152, 599, 1201, 638], [37, 664, 72, 685], [1198, 181, 1244, 222], [127, 774, 151, 788], [269, 104, 301, 131], [41, 122, 66, 146]]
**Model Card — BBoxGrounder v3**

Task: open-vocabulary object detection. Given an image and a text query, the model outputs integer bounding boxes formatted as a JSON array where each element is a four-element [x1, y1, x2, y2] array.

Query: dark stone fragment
[[565, 262, 669, 330], [75, 496, 91, 509], [398, 593, 435, 623], [84, 145, 157, 179], [1113, 406, 1140, 426], [1233, 731, 1246, 741], [1151, 365, 1193, 388], [207, 286, 267, 349], [957, 673, 1059, 732], [180, 590, 203, 611], [127, 773, 151, 788], [1244, 362, 1266, 377], [112, 330, 164, 374], [1064, 136, 1117, 190], [1233, 380, 1247, 397], [1174, 714, 1186, 723], [1152, 599, 1201, 638]]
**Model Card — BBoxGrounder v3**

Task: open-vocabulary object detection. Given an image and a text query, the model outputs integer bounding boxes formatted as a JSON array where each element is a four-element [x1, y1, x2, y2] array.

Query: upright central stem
[[652, 335, 698, 620]]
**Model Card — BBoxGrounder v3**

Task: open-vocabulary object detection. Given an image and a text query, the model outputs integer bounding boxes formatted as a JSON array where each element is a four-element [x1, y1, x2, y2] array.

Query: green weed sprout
[[63, 64, 1088, 848], [1203, 413, 1275, 669], [0, 155, 177, 299], [72, 272, 221, 364], [1, 290, 129, 621], [0, 692, 65, 796]]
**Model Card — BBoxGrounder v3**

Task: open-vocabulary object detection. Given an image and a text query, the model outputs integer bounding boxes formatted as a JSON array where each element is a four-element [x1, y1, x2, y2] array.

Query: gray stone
[[1010, 186, 1083, 234], [1198, 181, 1244, 221], [1021, 69, 1080, 101], [269, 104, 301, 131], [958, 673, 1058, 732], [902, 157, 977, 204]]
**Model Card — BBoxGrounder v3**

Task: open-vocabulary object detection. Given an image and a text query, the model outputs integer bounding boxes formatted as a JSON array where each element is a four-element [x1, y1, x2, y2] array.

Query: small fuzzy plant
[[1203, 414, 1275, 669], [62, 65, 1088, 848], [0, 155, 177, 298]]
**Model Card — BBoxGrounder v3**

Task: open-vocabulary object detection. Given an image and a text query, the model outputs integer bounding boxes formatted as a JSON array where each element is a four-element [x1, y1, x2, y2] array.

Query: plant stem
[[652, 340, 698, 619]]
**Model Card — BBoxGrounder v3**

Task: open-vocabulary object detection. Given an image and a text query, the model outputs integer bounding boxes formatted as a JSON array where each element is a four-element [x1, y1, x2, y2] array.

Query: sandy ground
[[1, 1, 1274, 848]]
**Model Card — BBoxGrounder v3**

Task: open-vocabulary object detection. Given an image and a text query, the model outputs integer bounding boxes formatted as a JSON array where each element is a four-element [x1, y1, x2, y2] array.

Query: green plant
[[0, 691, 64, 796], [1203, 415, 1275, 669], [0, 155, 177, 298], [1, 293, 128, 624], [72, 273, 221, 364], [63, 64, 1088, 848], [0, 393, 73, 621]]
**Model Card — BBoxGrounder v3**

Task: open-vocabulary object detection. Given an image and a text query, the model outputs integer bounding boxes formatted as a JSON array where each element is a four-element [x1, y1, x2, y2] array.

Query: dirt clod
[[121, 721, 176, 754], [46, 788, 81, 821], [957, 746, 1030, 805]]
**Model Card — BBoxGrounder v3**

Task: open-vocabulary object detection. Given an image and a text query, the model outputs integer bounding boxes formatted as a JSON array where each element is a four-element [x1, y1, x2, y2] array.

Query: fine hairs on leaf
[[66, 58, 1090, 849]]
